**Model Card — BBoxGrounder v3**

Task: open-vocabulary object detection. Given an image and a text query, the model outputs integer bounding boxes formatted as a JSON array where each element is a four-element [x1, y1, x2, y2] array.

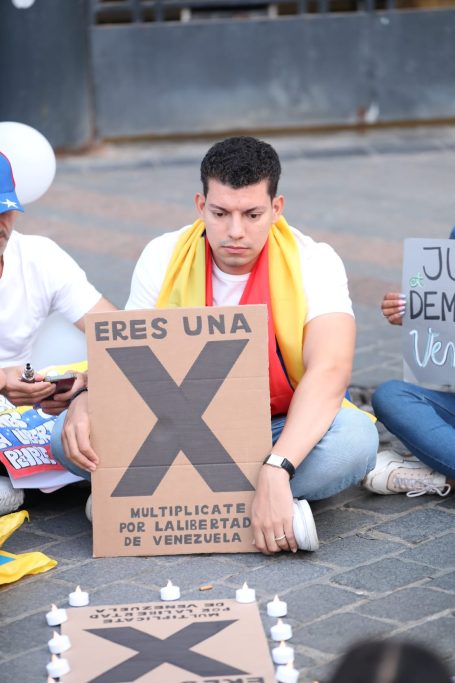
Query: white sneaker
[[363, 450, 451, 497], [292, 499, 319, 551], [0, 476, 24, 516], [85, 493, 92, 523]]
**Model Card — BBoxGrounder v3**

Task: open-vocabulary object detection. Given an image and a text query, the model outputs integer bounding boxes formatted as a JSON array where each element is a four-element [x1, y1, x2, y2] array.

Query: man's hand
[[2, 366, 56, 406], [61, 391, 99, 473], [251, 465, 297, 555], [381, 292, 406, 326], [40, 372, 87, 416]]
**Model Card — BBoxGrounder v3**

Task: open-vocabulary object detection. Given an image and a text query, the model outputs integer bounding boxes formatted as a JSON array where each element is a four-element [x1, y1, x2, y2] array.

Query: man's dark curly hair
[[200, 136, 281, 199]]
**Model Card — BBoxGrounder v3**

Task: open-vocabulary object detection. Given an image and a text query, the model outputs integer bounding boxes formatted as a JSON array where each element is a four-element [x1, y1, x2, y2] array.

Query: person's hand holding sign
[[381, 292, 406, 326]]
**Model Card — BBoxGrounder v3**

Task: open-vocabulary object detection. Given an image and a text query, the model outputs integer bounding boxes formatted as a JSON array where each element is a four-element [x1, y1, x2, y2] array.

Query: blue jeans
[[52, 406, 378, 497], [372, 380, 455, 479], [272, 407, 378, 500]]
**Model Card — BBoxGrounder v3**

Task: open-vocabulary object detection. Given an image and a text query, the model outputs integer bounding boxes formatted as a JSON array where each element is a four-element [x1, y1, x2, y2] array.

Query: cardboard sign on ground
[[86, 306, 272, 557], [402, 238, 455, 387], [61, 599, 276, 683]]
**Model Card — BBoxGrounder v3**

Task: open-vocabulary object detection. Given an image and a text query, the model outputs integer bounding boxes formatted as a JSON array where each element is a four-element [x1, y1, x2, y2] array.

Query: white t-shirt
[[125, 224, 353, 321], [0, 231, 101, 368]]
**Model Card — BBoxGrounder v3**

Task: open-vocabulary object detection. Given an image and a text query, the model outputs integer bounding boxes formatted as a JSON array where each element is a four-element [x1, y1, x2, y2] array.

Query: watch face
[[266, 454, 284, 467]]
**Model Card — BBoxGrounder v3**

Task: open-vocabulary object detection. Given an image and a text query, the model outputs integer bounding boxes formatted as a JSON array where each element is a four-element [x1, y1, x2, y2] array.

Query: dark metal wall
[[2, 3, 455, 148], [0, 0, 93, 149], [90, 11, 455, 139]]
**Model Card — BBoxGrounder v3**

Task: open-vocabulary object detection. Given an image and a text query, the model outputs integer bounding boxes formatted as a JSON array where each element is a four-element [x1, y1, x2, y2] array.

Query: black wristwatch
[[263, 453, 296, 480]]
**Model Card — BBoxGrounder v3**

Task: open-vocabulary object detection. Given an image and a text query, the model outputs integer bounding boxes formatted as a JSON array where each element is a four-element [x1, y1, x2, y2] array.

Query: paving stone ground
[[1, 127, 454, 682]]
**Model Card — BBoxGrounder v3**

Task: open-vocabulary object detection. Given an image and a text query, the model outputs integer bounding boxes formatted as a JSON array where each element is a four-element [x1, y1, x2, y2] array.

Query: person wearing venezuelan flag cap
[[0, 150, 117, 517], [53, 137, 378, 553]]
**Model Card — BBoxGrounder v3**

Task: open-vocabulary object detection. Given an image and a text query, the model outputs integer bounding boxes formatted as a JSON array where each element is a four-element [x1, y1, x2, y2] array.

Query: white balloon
[[11, 0, 36, 9], [0, 121, 56, 204]]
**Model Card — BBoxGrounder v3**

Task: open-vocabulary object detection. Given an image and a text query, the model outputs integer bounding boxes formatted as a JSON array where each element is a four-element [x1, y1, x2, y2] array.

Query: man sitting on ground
[[0, 150, 116, 515], [52, 136, 378, 554]]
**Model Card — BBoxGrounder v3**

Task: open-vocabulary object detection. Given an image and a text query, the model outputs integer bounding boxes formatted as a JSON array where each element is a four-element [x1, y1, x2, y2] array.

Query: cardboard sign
[[61, 599, 275, 683], [402, 238, 455, 387], [86, 306, 272, 557]]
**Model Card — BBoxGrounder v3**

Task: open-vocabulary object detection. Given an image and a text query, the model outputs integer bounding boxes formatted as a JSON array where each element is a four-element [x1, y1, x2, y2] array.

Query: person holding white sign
[[363, 291, 453, 497], [53, 137, 378, 554], [0, 150, 117, 516]]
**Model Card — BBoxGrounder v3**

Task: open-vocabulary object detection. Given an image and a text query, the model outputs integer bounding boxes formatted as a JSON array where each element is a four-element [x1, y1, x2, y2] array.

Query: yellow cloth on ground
[[0, 510, 57, 585], [156, 217, 374, 418]]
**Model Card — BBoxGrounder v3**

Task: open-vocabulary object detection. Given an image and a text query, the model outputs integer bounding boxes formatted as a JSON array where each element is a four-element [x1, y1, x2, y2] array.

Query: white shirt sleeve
[[20, 235, 101, 323], [292, 229, 353, 324], [125, 227, 188, 310], [41, 238, 102, 322]]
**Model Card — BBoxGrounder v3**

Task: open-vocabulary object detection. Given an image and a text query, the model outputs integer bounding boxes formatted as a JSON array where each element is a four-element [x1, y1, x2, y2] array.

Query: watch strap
[[263, 452, 296, 479]]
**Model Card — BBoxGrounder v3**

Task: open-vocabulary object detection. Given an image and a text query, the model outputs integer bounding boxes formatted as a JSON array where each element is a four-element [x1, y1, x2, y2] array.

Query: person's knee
[[338, 409, 379, 477], [372, 380, 405, 419]]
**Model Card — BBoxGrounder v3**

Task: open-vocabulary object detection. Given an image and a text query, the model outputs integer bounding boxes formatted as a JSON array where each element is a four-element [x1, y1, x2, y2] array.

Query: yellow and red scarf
[[156, 216, 367, 417]]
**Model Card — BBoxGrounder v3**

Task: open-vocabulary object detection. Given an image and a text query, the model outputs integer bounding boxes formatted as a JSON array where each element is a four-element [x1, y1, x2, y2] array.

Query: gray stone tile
[[332, 558, 435, 593], [286, 584, 363, 621], [398, 533, 455, 569], [347, 493, 436, 514], [311, 509, 376, 542], [52, 555, 161, 587], [373, 508, 455, 544], [427, 571, 455, 592], [397, 616, 455, 660], [0, 611, 50, 656], [1, 528, 53, 553], [1, 647, 49, 683], [31, 507, 91, 536], [184, 584, 237, 601], [305, 657, 341, 683], [356, 587, 455, 622], [293, 612, 390, 654], [224, 554, 329, 594], [41, 533, 93, 561], [153, 554, 186, 566], [0, 578, 70, 621], [308, 534, 403, 567], [438, 495, 455, 509], [287, 650, 316, 670], [131, 556, 236, 591], [309, 486, 366, 514], [220, 552, 272, 569]]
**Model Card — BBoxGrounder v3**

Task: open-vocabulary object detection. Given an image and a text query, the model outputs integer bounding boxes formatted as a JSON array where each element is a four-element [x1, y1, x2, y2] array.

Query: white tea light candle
[[270, 618, 292, 641], [267, 594, 287, 617], [235, 582, 256, 603], [45, 604, 67, 627], [276, 661, 299, 683], [48, 630, 71, 655], [46, 654, 70, 678], [272, 640, 294, 664], [68, 585, 89, 607], [160, 580, 181, 601]]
